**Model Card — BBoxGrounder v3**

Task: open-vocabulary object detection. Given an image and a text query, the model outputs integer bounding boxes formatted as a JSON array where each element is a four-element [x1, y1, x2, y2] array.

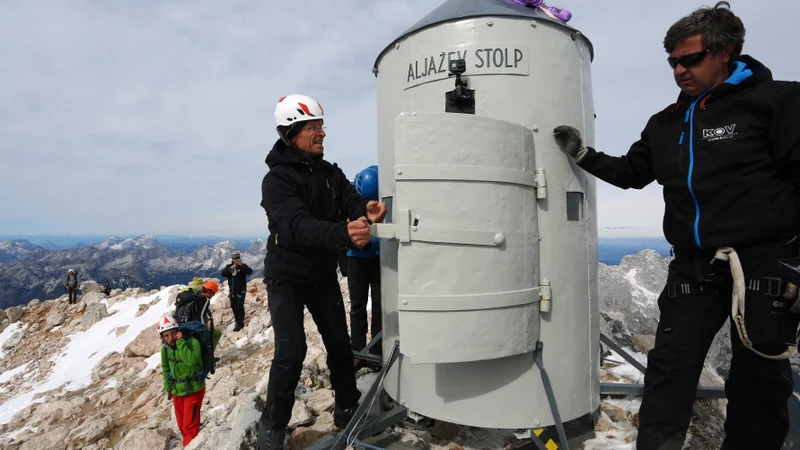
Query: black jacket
[[221, 263, 253, 295], [261, 140, 368, 285], [579, 55, 800, 250]]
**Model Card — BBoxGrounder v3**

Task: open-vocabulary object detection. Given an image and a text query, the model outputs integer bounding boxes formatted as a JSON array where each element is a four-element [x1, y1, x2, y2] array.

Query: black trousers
[[67, 287, 77, 304], [346, 257, 382, 353], [637, 240, 797, 450], [261, 281, 361, 428], [230, 292, 246, 326]]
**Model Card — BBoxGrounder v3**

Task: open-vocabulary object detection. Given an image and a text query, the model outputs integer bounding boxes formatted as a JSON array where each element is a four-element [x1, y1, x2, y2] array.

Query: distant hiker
[[175, 280, 222, 350], [347, 166, 383, 370], [102, 279, 112, 296], [554, 3, 800, 449], [221, 251, 253, 331], [257, 93, 388, 449], [158, 315, 205, 447], [64, 269, 79, 304]]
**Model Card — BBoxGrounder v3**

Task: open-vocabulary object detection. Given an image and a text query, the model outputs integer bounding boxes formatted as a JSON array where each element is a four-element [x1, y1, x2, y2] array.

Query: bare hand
[[347, 217, 371, 248], [366, 201, 387, 224]]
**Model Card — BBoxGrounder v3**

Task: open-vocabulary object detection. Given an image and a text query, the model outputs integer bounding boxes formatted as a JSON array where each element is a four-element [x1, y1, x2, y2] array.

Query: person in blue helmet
[[348, 165, 382, 369]]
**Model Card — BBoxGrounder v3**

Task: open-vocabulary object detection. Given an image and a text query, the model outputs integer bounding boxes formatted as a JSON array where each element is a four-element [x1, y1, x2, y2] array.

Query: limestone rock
[[600, 403, 629, 424], [289, 412, 336, 450], [288, 401, 313, 429], [46, 309, 67, 330], [96, 389, 121, 407], [19, 425, 69, 450], [115, 426, 172, 450], [82, 303, 108, 328], [124, 326, 161, 358], [6, 306, 25, 323], [66, 413, 113, 449], [631, 335, 656, 354], [306, 388, 335, 415], [82, 291, 107, 305], [3, 327, 26, 350], [80, 280, 104, 294]]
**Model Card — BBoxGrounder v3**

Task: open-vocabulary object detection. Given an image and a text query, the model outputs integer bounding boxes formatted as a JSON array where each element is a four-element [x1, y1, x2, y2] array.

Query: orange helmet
[[202, 280, 219, 293]]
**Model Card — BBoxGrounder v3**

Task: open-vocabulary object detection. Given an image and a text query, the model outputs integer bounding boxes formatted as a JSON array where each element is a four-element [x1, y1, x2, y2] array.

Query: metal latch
[[370, 208, 410, 242], [535, 168, 547, 199], [539, 278, 552, 313]]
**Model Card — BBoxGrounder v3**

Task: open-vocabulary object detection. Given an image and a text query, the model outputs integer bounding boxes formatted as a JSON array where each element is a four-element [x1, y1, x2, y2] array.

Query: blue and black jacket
[[578, 55, 800, 250]]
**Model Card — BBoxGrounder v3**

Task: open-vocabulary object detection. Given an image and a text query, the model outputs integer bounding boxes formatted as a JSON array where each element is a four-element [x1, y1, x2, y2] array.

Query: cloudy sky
[[1, 0, 797, 238]]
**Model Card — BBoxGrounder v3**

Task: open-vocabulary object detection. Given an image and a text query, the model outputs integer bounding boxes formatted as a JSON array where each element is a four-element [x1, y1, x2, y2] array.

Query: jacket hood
[[674, 54, 773, 107], [265, 139, 323, 169]]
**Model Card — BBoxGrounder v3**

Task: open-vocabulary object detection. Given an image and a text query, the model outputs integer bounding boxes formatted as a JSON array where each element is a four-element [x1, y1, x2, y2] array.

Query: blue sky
[[1, 0, 797, 237]]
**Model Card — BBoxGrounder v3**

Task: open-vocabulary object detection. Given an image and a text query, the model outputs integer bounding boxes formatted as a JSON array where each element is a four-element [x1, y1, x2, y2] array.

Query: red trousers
[[173, 388, 205, 446]]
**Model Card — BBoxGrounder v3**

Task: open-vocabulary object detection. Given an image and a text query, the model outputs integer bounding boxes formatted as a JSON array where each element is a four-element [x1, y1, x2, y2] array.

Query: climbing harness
[[713, 247, 799, 360]]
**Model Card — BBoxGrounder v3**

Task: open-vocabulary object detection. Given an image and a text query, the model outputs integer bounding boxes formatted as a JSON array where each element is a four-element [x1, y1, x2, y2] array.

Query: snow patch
[[623, 268, 659, 309], [103, 379, 117, 389], [0, 362, 30, 384], [0, 287, 178, 424], [0, 322, 22, 360], [252, 327, 273, 345], [138, 352, 162, 378]]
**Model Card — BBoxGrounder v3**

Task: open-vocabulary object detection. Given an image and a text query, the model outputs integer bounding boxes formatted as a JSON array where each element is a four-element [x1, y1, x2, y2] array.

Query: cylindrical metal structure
[[371, 0, 599, 429]]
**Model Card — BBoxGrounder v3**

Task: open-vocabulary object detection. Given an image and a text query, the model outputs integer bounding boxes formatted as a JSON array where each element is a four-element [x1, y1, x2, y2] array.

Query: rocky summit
[[0, 251, 795, 449]]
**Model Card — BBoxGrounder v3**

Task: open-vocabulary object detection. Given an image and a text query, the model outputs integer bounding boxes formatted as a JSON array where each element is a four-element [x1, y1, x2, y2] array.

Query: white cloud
[[0, 0, 796, 237]]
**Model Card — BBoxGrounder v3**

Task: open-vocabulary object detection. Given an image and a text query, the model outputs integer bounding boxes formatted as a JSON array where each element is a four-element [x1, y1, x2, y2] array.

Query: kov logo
[[701, 124, 738, 141]]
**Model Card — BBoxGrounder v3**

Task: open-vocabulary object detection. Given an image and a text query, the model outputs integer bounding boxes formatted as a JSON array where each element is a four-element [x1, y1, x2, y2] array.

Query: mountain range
[[0, 236, 265, 309], [0, 235, 673, 309]]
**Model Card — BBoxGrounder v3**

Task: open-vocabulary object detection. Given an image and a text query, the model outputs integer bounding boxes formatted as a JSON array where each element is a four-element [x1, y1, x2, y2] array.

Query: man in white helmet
[[258, 94, 387, 449]]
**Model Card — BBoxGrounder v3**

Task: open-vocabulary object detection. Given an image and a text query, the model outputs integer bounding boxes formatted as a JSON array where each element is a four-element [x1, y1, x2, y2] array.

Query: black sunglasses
[[668, 48, 711, 69]]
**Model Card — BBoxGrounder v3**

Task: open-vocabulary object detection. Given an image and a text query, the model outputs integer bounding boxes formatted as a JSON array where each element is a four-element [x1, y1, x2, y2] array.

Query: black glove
[[553, 125, 587, 160]]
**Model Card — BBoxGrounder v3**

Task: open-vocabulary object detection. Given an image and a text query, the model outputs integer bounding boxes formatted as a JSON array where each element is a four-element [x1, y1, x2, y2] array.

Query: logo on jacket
[[701, 124, 737, 142]]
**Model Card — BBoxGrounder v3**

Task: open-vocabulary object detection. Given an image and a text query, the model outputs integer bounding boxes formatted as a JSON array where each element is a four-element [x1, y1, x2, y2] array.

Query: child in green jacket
[[158, 315, 205, 446]]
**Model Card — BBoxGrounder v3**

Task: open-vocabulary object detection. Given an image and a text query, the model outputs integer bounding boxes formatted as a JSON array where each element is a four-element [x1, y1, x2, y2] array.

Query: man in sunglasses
[[553, 2, 800, 450], [257, 94, 388, 449]]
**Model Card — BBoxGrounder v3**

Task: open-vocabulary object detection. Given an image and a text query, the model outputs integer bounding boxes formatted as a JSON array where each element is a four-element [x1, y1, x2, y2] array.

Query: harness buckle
[[765, 277, 783, 297]]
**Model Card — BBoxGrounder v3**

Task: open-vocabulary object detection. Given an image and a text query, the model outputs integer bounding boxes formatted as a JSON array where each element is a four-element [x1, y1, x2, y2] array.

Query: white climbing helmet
[[274, 94, 324, 128], [157, 315, 179, 334]]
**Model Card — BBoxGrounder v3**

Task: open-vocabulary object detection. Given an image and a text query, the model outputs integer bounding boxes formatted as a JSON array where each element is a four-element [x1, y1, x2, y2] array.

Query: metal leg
[[353, 331, 384, 365], [600, 334, 647, 374], [306, 405, 408, 450], [534, 341, 570, 450], [363, 330, 382, 353], [600, 382, 726, 398], [327, 340, 401, 450]]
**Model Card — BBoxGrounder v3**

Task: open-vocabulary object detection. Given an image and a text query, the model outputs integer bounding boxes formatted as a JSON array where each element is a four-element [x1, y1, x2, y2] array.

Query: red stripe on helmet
[[298, 102, 314, 117]]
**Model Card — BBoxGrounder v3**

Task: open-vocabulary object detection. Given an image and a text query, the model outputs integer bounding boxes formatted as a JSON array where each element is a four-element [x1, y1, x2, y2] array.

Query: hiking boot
[[257, 421, 285, 450], [333, 404, 359, 429], [233, 323, 243, 332]]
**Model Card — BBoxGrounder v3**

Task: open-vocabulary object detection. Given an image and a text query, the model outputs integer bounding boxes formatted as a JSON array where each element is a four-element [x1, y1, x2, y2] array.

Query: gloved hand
[[784, 282, 800, 314], [553, 125, 587, 161]]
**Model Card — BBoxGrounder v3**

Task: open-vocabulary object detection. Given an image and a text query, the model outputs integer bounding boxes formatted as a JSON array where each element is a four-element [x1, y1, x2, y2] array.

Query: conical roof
[[373, 0, 593, 72]]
